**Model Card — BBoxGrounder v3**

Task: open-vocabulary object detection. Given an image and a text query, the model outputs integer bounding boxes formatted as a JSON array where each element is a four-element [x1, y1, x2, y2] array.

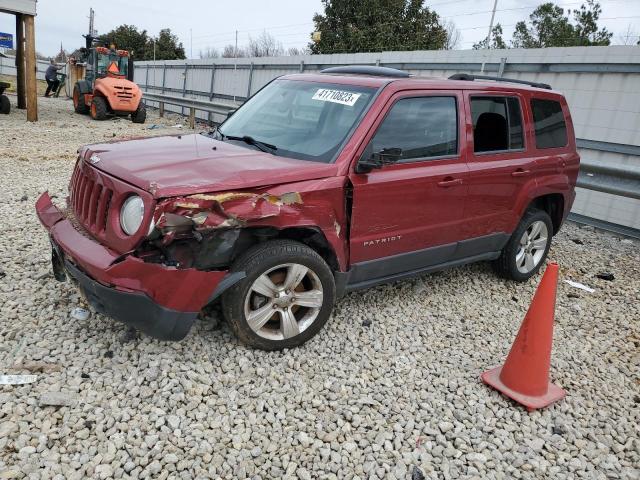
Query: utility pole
[[88, 8, 95, 37], [233, 30, 238, 102], [480, 0, 498, 73], [153, 38, 156, 87]]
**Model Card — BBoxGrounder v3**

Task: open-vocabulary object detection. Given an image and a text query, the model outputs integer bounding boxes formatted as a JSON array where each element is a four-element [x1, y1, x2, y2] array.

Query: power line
[[191, 22, 314, 40]]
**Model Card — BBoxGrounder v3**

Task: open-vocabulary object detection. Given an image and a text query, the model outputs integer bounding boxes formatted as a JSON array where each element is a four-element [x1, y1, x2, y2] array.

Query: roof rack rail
[[321, 65, 410, 78], [448, 73, 552, 90]]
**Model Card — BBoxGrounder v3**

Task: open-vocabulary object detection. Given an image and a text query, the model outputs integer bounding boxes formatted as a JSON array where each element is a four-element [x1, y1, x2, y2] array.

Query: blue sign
[[0, 32, 13, 49]]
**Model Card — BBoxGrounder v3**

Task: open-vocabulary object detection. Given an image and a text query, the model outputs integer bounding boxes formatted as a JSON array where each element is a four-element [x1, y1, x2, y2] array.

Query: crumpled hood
[[81, 134, 338, 198]]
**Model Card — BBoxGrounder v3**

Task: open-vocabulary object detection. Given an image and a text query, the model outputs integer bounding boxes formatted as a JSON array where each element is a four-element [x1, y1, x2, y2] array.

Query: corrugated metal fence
[[6, 46, 637, 231], [135, 46, 640, 231], [0, 54, 50, 80]]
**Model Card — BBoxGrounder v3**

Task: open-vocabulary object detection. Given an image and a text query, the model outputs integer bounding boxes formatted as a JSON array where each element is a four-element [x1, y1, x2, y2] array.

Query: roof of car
[[281, 72, 559, 94]]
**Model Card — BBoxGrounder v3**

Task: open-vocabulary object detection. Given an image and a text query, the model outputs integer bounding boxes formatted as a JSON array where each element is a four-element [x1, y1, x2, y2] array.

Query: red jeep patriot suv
[[36, 66, 579, 350]]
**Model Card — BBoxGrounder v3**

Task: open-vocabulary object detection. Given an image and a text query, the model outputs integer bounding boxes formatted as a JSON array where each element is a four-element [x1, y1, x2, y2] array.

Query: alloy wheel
[[243, 263, 324, 341], [516, 220, 549, 274]]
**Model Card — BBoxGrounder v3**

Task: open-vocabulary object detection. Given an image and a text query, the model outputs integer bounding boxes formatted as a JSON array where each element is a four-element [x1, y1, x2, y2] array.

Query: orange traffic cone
[[481, 262, 566, 410]]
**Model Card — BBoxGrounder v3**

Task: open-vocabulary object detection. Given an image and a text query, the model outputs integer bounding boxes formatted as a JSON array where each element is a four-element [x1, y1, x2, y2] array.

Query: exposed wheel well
[[528, 194, 564, 234], [269, 227, 340, 271], [235, 226, 340, 272]]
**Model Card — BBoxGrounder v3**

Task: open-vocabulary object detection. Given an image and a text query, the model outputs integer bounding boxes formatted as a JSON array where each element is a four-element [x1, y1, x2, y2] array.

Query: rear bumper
[[36, 192, 232, 340]]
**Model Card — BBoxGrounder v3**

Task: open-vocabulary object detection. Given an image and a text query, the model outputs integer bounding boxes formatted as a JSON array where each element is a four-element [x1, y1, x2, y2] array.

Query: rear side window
[[471, 97, 524, 153], [531, 99, 568, 149], [371, 96, 458, 161]]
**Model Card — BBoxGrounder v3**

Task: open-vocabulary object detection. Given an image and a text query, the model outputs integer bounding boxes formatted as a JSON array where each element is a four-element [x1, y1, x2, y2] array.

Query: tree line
[[96, 26, 185, 60], [93, 0, 634, 61]]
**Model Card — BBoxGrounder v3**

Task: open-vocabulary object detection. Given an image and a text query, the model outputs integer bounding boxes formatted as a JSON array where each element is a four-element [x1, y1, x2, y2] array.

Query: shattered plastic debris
[[564, 279, 595, 293], [146, 124, 161, 130], [0, 374, 38, 385], [596, 272, 615, 281], [412, 466, 426, 480], [71, 307, 90, 321]]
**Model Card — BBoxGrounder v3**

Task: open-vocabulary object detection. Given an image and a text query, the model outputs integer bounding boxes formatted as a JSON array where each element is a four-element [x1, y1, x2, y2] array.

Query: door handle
[[437, 177, 463, 187], [511, 169, 531, 177]]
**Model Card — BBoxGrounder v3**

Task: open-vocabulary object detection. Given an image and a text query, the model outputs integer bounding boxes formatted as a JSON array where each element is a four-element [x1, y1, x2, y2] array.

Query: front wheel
[[90, 96, 108, 120], [222, 240, 335, 350], [493, 209, 553, 282], [131, 102, 146, 123]]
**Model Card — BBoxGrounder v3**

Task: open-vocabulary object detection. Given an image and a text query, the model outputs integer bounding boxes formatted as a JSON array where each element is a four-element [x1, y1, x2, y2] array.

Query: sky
[[0, 0, 638, 58]]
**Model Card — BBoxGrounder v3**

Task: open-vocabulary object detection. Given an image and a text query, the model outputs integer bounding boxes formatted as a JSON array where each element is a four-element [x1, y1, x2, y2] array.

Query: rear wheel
[[222, 240, 335, 350], [90, 96, 108, 120], [131, 102, 146, 123], [73, 84, 89, 114], [0, 95, 9, 114], [493, 209, 553, 282]]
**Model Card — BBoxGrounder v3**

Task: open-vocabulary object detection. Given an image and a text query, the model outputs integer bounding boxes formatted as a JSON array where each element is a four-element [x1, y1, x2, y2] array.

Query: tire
[[222, 240, 336, 350], [73, 85, 89, 114], [493, 208, 554, 282], [0, 95, 9, 114], [90, 96, 108, 120], [131, 102, 146, 123]]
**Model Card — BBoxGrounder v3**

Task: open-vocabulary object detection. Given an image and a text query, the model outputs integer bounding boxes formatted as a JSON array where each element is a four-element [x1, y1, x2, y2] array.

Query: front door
[[348, 90, 469, 283]]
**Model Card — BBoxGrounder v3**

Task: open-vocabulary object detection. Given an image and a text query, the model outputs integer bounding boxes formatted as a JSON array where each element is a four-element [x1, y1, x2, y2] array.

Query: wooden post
[[159, 102, 164, 117], [189, 107, 195, 129], [24, 15, 38, 122], [15, 14, 26, 109]]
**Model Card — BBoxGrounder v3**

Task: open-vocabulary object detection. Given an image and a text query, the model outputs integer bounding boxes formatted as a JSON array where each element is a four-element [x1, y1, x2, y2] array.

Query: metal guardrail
[[577, 161, 640, 201], [142, 91, 239, 128], [141, 90, 640, 204]]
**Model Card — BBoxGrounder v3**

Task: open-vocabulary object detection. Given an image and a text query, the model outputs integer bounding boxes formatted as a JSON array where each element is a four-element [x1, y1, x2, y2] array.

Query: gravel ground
[[1, 96, 639, 480]]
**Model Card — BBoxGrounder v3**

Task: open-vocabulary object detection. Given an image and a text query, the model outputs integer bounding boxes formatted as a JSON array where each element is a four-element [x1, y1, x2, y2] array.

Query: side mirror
[[356, 147, 403, 174]]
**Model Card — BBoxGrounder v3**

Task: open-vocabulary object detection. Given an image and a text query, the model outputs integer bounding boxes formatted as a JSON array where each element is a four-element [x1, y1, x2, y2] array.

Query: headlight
[[120, 195, 145, 235]]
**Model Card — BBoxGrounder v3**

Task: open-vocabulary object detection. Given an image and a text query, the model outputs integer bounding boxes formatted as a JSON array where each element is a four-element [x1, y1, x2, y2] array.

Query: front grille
[[113, 85, 134, 99], [69, 164, 113, 235]]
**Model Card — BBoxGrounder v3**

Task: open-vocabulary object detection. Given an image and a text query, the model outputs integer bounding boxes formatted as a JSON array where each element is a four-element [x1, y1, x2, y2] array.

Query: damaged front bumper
[[35, 192, 236, 341]]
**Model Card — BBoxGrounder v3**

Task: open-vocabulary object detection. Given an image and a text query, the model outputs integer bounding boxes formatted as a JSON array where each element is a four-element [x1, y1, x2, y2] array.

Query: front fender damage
[[137, 190, 310, 271], [158, 191, 304, 232]]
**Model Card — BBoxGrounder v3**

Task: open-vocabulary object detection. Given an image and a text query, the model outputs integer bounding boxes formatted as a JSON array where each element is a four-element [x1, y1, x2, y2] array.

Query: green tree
[[473, 24, 507, 49], [99, 25, 149, 59], [97, 25, 185, 60], [572, 0, 612, 45], [309, 0, 448, 54], [146, 29, 186, 60], [512, 1, 611, 48]]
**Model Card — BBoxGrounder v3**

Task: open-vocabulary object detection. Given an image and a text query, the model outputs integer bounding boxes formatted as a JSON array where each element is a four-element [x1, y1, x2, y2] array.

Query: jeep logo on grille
[[88, 154, 101, 165]]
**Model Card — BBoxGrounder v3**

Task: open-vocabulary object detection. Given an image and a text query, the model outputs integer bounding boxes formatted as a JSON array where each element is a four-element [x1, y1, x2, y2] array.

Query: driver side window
[[371, 96, 458, 162]]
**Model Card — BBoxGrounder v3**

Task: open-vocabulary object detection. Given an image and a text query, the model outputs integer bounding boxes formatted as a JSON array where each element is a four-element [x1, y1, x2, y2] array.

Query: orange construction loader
[[72, 37, 145, 123]]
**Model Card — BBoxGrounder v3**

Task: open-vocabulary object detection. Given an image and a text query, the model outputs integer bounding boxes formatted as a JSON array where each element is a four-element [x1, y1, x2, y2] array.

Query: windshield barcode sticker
[[312, 89, 361, 106]]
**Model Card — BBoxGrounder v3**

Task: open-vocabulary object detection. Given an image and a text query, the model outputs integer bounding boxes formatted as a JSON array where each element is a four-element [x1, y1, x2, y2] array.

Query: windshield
[[97, 52, 128, 77], [217, 79, 376, 163]]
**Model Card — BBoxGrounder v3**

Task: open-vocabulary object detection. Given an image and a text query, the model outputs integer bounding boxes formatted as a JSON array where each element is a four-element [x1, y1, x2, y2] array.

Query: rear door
[[348, 90, 469, 281], [462, 91, 537, 239]]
